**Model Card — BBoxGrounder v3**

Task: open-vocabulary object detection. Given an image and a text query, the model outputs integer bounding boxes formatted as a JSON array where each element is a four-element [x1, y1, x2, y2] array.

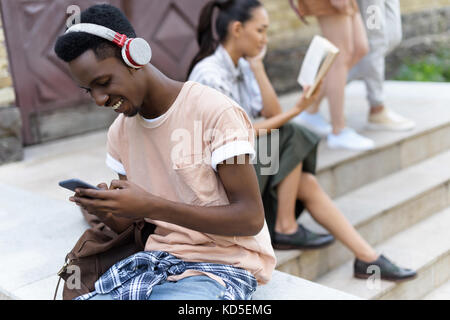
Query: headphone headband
[[65, 23, 151, 68]]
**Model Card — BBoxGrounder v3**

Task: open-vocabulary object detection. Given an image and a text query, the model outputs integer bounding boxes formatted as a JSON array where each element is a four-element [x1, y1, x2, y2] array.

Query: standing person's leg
[[318, 14, 374, 150], [349, 11, 370, 69], [384, 0, 402, 56], [350, 0, 415, 130], [349, 0, 387, 110], [298, 12, 368, 138], [317, 14, 353, 135]]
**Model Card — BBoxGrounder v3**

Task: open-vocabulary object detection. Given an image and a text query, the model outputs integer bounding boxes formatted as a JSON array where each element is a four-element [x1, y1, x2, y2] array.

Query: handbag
[[54, 216, 155, 300], [289, 0, 358, 23]]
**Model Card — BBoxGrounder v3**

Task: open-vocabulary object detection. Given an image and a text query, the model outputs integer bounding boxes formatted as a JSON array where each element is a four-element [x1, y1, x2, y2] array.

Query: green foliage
[[394, 48, 450, 82]]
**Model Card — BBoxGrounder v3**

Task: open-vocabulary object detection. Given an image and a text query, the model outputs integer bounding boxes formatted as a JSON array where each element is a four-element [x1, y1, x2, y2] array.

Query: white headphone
[[65, 23, 152, 69]]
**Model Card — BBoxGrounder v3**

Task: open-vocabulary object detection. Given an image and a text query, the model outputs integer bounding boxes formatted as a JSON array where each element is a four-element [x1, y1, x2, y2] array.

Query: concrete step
[[0, 130, 116, 202], [280, 81, 450, 199], [0, 146, 360, 300], [275, 149, 450, 280], [422, 279, 450, 300], [0, 183, 90, 300], [252, 270, 361, 300], [1, 80, 448, 300], [315, 207, 450, 300]]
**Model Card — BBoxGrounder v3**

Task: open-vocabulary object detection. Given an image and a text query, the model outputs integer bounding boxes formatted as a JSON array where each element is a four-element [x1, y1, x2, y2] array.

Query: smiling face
[[235, 6, 269, 58], [68, 50, 145, 117]]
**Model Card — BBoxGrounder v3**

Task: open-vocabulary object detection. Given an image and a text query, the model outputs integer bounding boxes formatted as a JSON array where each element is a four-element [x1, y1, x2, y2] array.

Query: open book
[[297, 35, 340, 98]]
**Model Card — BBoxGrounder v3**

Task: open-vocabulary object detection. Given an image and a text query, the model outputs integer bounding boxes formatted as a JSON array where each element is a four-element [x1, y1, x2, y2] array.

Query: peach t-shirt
[[105, 81, 276, 284]]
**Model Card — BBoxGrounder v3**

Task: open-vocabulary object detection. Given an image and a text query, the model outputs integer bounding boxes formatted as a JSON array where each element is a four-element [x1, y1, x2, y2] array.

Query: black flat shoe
[[272, 224, 335, 250], [354, 254, 417, 282]]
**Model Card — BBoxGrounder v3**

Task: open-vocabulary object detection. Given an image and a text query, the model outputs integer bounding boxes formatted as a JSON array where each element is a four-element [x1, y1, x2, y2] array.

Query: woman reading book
[[187, 0, 416, 281]]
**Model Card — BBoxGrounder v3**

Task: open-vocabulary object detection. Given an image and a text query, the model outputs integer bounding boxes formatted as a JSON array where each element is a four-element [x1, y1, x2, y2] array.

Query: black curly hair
[[54, 4, 136, 63]]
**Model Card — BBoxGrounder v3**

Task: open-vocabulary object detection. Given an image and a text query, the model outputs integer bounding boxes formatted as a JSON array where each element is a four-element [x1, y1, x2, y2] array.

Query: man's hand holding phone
[[68, 182, 111, 221], [69, 180, 160, 221]]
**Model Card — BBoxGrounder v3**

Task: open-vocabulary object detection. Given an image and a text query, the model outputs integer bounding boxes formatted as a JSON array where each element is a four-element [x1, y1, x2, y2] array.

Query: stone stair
[[422, 279, 450, 300], [274, 81, 450, 299], [0, 80, 448, 300], [276, 150, 450, 281], [316, 207, 450, 300]]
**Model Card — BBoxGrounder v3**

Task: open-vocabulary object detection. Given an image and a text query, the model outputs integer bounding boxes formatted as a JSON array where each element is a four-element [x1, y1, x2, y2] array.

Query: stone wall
[[0, 8, 21, 165], [0, 106, 23, 164], [386, 6, 450, 79], [261, 0, 450, 50], [0, 7, 14, 105], [0, 1, 448, 154]]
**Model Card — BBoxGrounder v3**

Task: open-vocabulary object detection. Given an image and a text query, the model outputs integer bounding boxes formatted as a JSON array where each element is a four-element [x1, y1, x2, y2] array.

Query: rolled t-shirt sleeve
[[209, 105, 256, 171]]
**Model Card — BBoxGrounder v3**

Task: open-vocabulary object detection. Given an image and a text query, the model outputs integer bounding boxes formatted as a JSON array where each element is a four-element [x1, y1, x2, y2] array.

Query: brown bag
[[54, 218, 155, 300], [289, 0, 358, 23]]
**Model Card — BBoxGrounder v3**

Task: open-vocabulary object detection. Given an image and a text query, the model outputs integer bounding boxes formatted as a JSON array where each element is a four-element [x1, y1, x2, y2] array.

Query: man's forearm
[[147, 197, 264, 237]]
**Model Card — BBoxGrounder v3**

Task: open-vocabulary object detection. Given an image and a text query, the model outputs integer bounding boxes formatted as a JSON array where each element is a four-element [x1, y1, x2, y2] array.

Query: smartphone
[[58, 178, 100, 192]]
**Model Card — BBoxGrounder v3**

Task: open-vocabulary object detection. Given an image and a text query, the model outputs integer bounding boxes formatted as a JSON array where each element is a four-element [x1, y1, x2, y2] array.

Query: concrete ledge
[[0, 181, 358, 301], [253, 270, 361, 300]]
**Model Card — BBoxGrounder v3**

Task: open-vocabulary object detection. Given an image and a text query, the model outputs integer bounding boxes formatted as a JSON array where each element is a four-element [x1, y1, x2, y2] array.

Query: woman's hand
[[70, 180, 160, 220], [294, 82, 322, 113], [246, 45, 267, 69]]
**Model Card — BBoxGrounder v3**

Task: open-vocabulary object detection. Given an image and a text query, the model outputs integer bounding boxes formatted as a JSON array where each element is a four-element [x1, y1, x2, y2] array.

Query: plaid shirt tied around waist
[[75, 251, 257, 300]]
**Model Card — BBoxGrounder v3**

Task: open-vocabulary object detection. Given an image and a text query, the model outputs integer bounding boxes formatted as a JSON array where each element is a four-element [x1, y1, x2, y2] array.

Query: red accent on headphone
[[112, 33, 127, 47], [125, 40, 143, 68]]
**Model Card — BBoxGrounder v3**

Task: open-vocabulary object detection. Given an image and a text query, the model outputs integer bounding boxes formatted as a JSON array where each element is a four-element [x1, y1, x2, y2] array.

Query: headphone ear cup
[[121, 38, 152, 69]]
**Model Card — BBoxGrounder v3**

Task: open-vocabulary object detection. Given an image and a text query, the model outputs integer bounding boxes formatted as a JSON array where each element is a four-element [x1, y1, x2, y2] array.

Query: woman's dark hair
[[186, 0, 262, 78], [54, 4, 136, 63]]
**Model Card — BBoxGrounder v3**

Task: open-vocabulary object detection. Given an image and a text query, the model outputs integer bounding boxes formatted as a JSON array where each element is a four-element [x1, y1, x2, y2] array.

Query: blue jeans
[[87, 275, 227, 300]]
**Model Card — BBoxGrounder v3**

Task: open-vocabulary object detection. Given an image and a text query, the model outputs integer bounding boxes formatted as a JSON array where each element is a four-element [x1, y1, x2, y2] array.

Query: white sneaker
[[293, 112, 332, 137], [367, 108, 416, 131], [327, 128, 375, 151]]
